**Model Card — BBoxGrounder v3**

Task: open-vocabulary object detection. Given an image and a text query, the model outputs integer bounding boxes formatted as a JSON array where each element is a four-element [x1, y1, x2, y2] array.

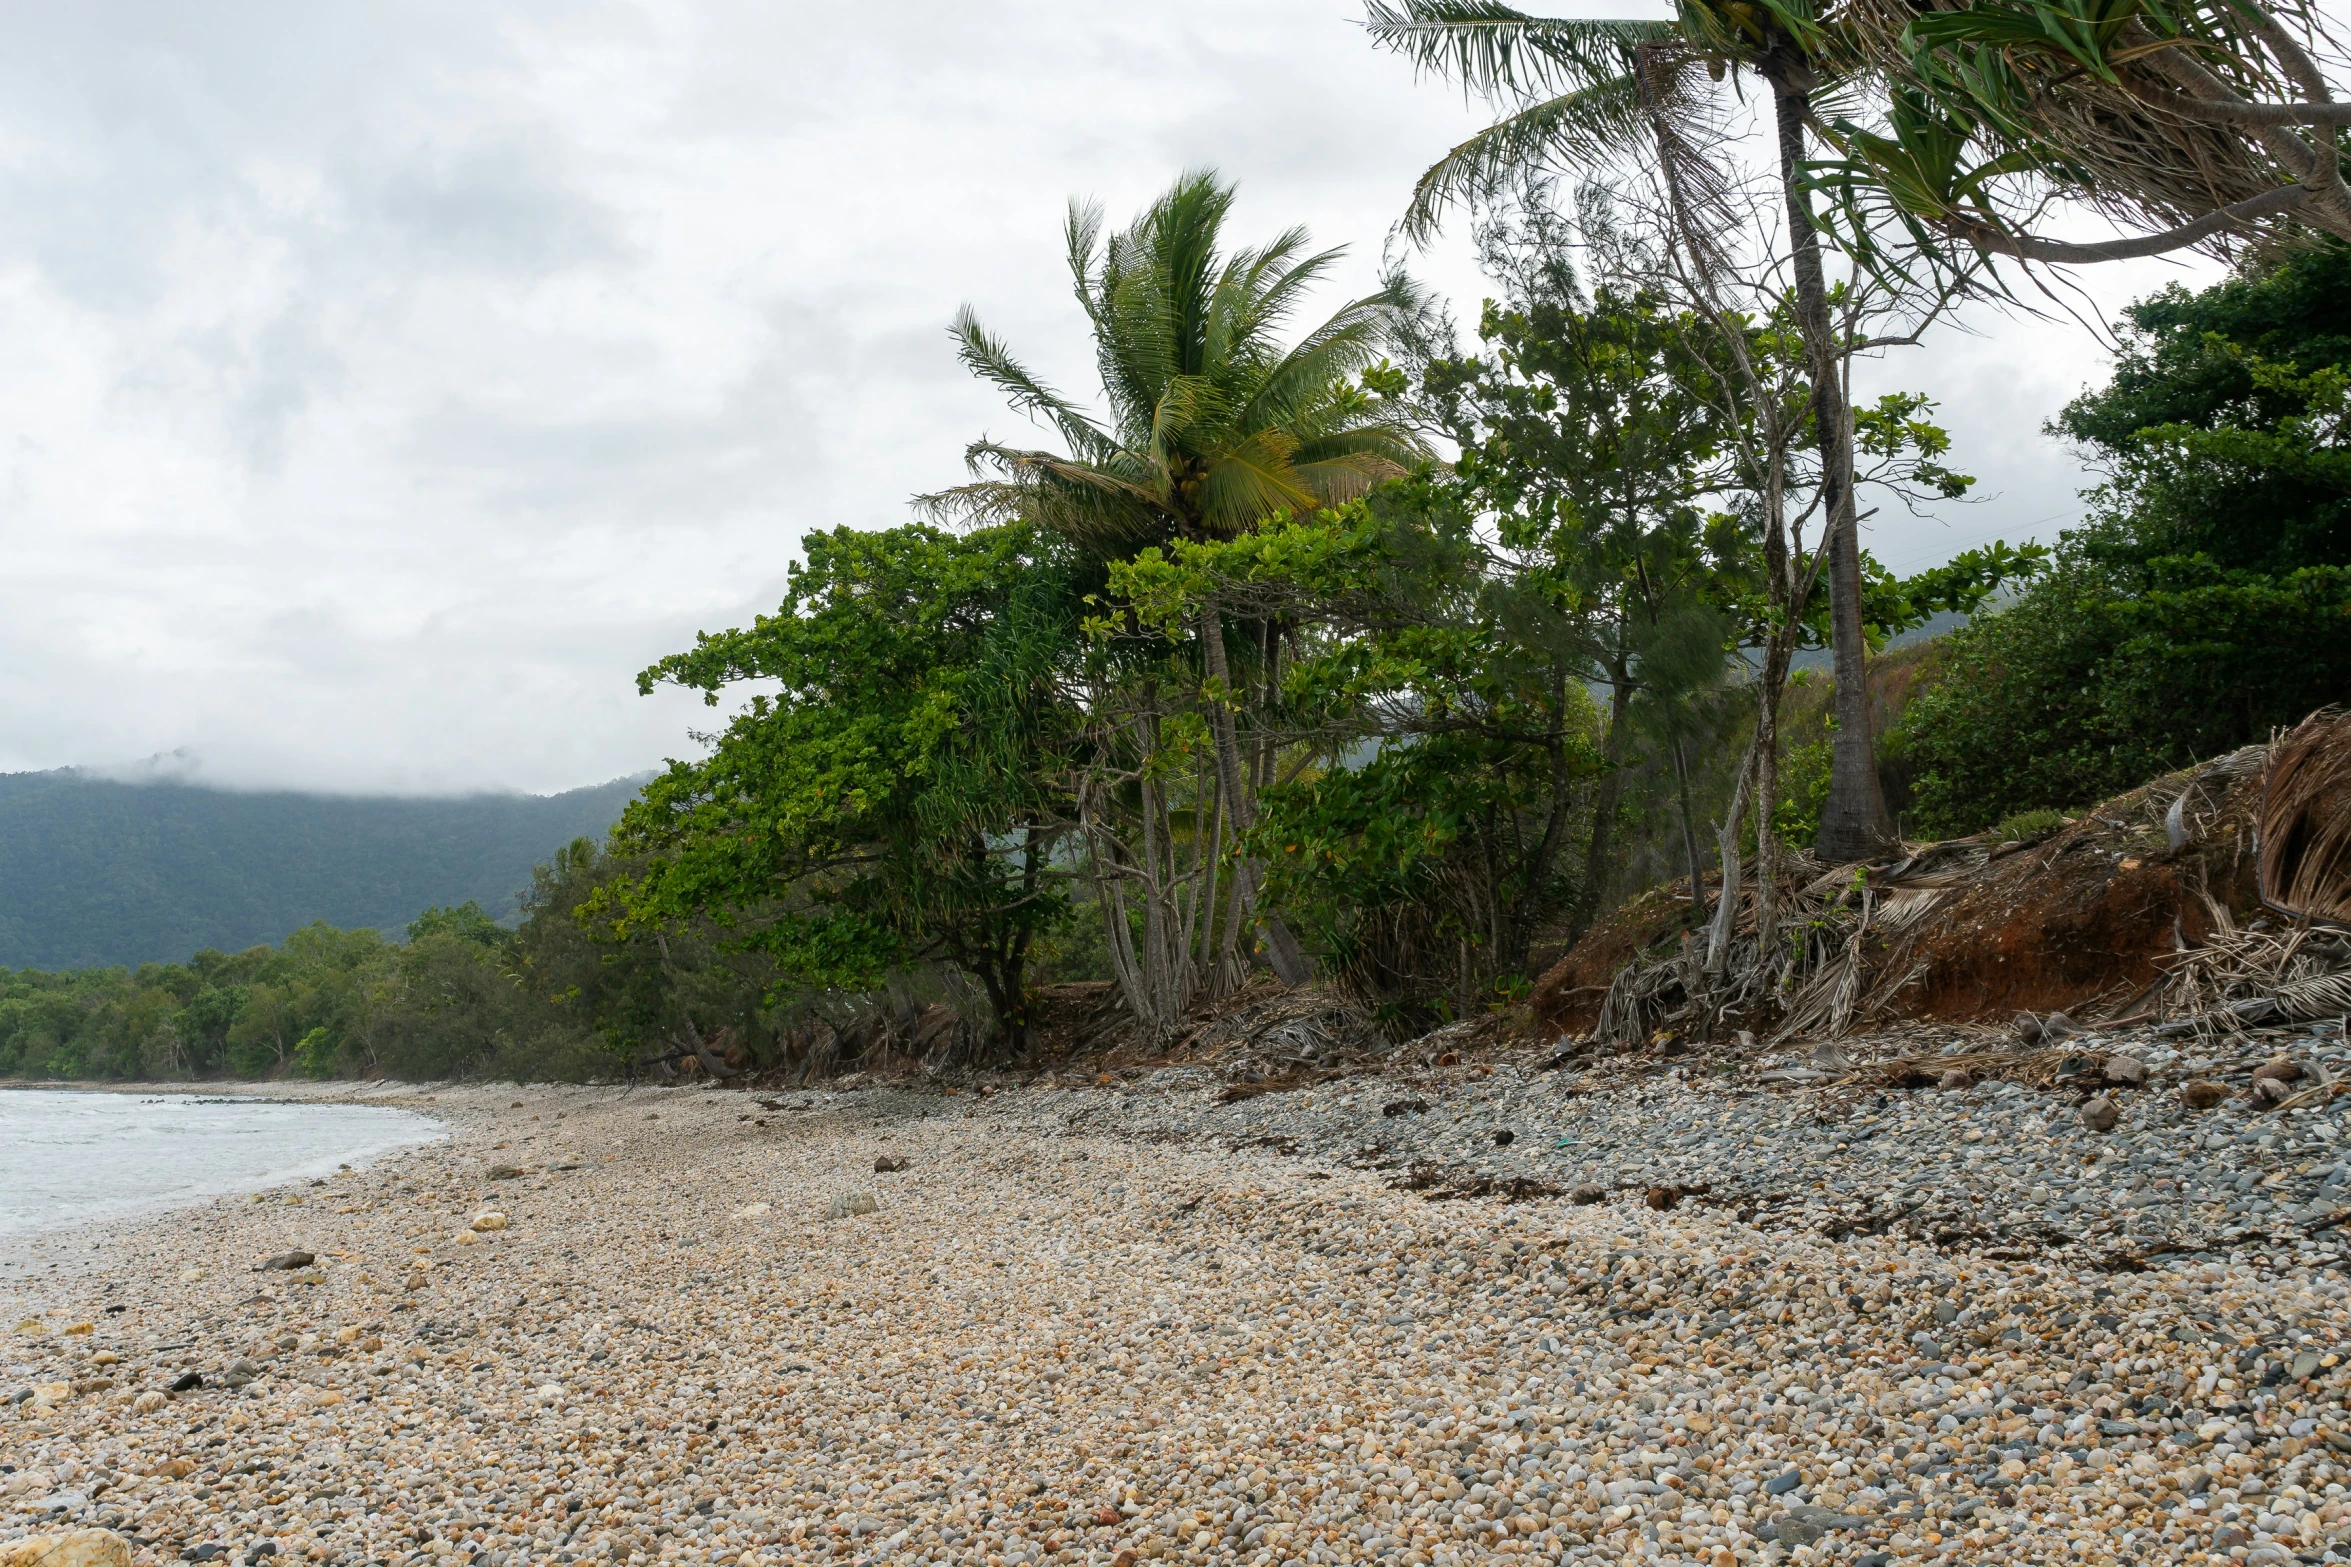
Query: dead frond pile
[[2154, 905, 2351, 1039], [1590, 849, 1891, 1048], [2260, 708, 2351, 925], [1176, 982, 1394, 1092]]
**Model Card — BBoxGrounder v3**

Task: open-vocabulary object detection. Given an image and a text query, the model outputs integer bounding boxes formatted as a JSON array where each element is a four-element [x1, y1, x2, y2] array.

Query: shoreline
[[0, 1087, 450, 1262], [3, 1067, 2347, 1565]]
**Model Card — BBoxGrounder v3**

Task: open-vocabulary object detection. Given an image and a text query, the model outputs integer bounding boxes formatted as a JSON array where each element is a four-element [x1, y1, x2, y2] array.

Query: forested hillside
[[0, 772, 642, 969]]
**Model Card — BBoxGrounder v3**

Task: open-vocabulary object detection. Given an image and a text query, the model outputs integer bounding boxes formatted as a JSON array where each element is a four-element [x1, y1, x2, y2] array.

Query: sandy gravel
[[4, 1077, 2349, 1566]]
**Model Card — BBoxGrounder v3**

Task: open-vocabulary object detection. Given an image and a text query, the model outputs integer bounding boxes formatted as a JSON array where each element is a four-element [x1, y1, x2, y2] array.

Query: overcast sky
[[0, 1, 2226, 796]]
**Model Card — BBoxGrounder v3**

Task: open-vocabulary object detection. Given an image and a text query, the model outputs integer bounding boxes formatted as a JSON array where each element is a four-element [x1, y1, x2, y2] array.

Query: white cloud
[[0, 0, 2216, 792]]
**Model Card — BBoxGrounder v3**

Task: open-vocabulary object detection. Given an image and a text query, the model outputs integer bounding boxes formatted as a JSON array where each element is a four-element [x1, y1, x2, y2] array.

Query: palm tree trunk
[[1196, 598, 1313, 986], [1772, 76, 1895, 864]]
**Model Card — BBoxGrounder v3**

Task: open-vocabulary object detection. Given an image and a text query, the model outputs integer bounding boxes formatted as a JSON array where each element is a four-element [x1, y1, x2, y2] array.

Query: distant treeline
[[0, 772, 642, 971], [0, 840, 796, 1084]]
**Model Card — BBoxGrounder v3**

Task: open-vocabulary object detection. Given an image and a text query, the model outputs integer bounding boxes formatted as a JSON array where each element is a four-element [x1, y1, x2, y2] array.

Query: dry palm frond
[[2259, 707, 2351, 924], [1857, 1042, 2107, 1089], [1180, 983, 1392, 1084], [2155, 915, 2351, 1038], [1839, 0, 2351, 257]]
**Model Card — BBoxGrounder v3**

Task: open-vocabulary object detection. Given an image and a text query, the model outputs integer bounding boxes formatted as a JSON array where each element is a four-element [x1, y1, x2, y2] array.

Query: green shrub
[[1990, 808, 2067, 845], [1899, 550, 2351, 835]]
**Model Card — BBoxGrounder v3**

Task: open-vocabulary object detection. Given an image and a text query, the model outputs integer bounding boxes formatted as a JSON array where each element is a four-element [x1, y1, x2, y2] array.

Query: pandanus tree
[[1366, 0, 2351, 860], [1816, 0, 2351, 264], [923, 170, 1428, 1001]]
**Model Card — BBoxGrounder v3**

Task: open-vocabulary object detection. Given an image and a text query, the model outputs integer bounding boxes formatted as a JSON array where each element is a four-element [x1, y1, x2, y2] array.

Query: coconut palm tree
[[1369, 0, 2351, 861], [1368, 0, 1905, 860], [922, 169, 1428, 986]]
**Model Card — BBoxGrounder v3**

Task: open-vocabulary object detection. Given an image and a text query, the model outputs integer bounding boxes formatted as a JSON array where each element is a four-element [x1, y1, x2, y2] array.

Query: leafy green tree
[[406, 901, 507, 947], [1900, 548, 2351, 833], [1902, 251, 2351, 832], [922, 169, 1428, 989], [1420, 274, 1737, 926], [1365, 0, 2351, 861], [607, 523, 1080, 1051], [1366, 0, 1923, 861], [1114, 477, 1607, 1015]]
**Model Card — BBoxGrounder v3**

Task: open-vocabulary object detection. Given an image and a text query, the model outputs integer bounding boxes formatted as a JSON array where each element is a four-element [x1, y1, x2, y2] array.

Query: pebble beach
[[5, 1053, 2349, 1567]]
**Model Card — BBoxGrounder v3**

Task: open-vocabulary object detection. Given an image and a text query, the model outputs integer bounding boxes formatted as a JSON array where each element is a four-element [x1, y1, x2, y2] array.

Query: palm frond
[[915, 446, 1170, 554], [1364, 0, 1670, 102], [1399, 74, 1656, 244], [1210, 232, 1344, 367], [948, 307, 1110, 463], [1196, 430, 1317, 537], [1236, 275, 1418, 421]]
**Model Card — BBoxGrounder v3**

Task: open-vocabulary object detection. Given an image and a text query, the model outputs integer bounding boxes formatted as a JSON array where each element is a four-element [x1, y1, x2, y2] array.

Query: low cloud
[[0, 0, 2201, 795]]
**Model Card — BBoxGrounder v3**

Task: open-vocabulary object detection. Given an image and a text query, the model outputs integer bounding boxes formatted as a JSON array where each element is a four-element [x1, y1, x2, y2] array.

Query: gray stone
[[1764, 1469, 1803, 1496], [823, 1192, 879, 1221]]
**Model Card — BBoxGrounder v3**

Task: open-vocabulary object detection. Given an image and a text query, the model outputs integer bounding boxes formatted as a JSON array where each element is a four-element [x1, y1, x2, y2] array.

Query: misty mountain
[[0, 771, 645, 970]]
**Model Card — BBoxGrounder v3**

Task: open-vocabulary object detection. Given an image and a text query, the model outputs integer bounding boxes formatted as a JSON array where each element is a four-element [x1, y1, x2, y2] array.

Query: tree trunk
[[1573, 674, 1636, 939], [1772, 76, 1894, 864], [1669, 737, 1708, 918], [1196, 598, 1313, 985], [1509, 677, 1583, 975]]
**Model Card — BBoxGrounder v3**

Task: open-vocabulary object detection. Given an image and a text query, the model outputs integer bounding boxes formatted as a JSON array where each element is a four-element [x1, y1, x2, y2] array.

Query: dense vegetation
[[15, 24, 2351, 1074], [0, 772, 641, 969], [0, 840, 798, 1083], [1898, 246, 2351, 835], [595, 173, 2024, 1042]]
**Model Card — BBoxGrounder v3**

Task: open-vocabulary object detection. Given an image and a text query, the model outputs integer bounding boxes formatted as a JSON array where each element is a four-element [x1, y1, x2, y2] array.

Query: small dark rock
[[1492, 1129, 1515, 1147], [254, 1251, 315, 1272], [2180, 1080, 2231, 1109], [485, 1164, 524, 1181], [1570, 1184, 1608, 1205], [1938, 1069, 1972, 1091], [168, 1371, 205, 1393], [2078, 1095, 2120, 1133], [874, 1155, 911, 1173], [2101, 1054, 2148, 1086], [1764, 1469, 1804, 1496], [182, 1544, 226, 1561], [1382, 1099, 1429, 1118], [1645, 1186, 1679, 1211]]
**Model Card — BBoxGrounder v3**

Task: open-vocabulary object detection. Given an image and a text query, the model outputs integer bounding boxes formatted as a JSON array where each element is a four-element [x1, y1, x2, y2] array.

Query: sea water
[[0, 1090, 441, 1239]]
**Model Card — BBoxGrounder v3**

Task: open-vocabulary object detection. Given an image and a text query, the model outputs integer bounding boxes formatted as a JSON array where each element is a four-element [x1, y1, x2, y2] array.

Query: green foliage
[[0, 772, 640, 970], [2054, 242, 2351, 578], [1991, 807, 2066, 845], [607, 523, 1083, 1048], [1902, 251, 2351, 837], [0, 838, 787, 1085], [1111, 478, 1606, 1012], [1773, 733, 1834, 847], [405, 902, 506, 947], [1900, 549, 2351, 834]]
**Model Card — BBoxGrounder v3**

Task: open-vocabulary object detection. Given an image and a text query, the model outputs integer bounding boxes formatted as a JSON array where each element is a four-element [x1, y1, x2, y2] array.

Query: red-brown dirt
[[1530, 751, 2270, 1038]]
